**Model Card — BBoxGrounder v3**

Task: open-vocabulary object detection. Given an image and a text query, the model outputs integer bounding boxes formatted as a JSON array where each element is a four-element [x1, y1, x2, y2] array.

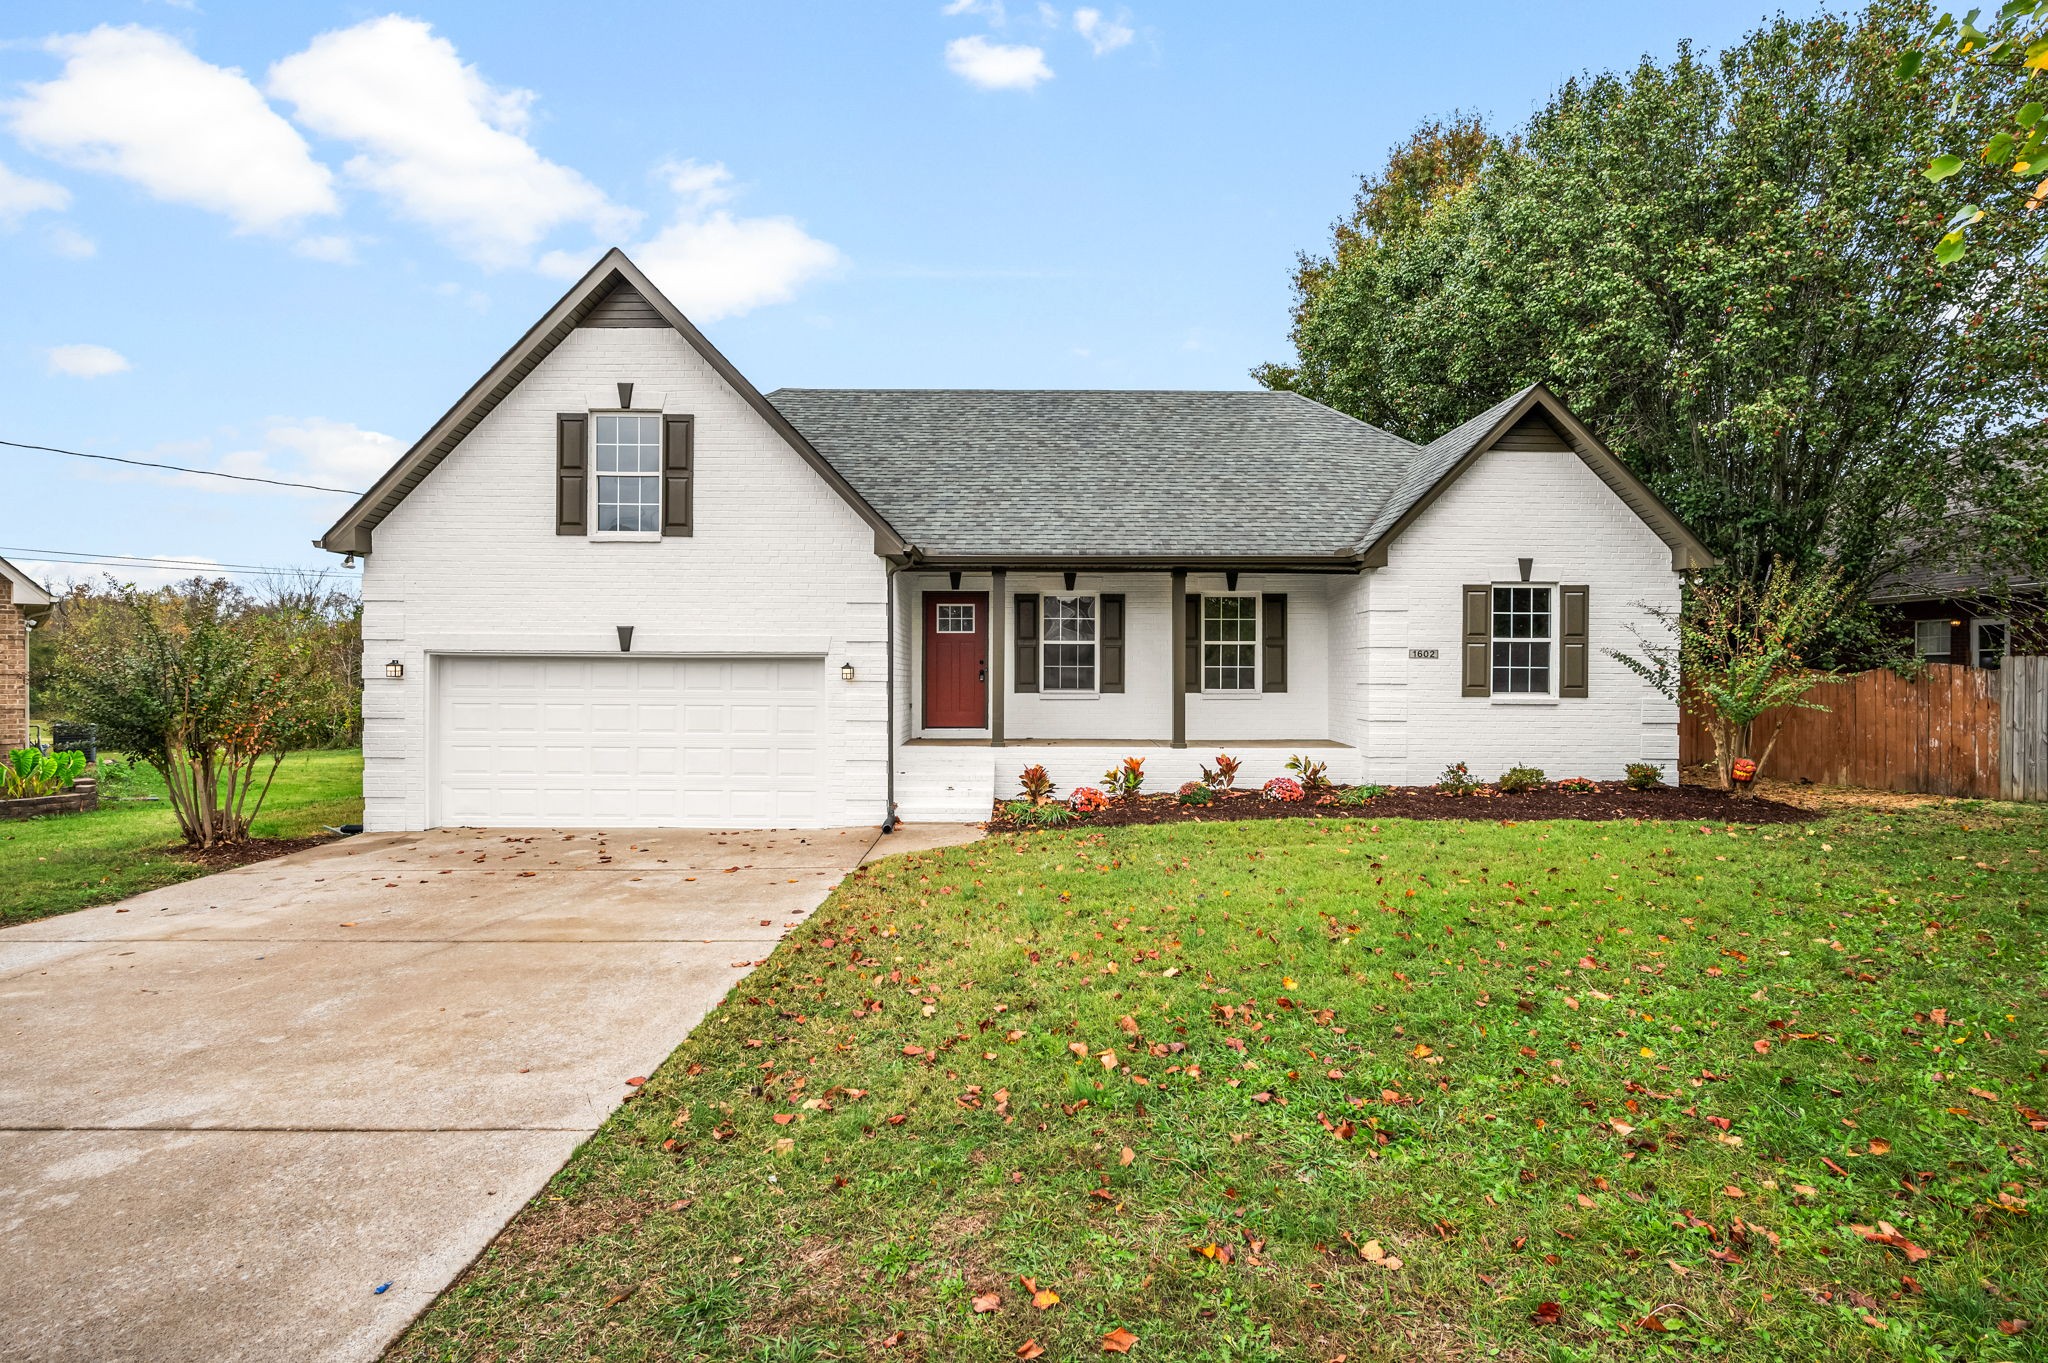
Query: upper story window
[[1492, 585, 1553, 695], [1042, 594, 1097, 691], [1201, 594, 1258, 691], [594, 413, 662, 535]]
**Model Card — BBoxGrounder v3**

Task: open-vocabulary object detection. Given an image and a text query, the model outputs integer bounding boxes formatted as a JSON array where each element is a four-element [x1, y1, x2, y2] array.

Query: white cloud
[[46, 343, 130, 377], [6, 26, 337, 233], [225, 418, 400, 491], [0, 160, 70, 222], [268, 16, 636, 269], [46, 224, 95, 257], [946, 34, 1053, 90], [942, 0, 1005, 18], [13, 555, 233, 592], [1073, 7, 1135, 54], [292, 233, 357, 264], [540, 158, 843, 321]]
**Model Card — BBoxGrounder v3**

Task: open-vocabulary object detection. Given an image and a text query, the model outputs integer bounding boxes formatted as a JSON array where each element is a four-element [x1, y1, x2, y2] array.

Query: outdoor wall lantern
[[384, 659, 405, 680], [840, 661, 857, 682]]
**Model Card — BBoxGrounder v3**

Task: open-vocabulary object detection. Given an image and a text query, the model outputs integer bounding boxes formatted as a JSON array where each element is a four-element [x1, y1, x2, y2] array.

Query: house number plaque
[[1408, 648, 1439, 659]]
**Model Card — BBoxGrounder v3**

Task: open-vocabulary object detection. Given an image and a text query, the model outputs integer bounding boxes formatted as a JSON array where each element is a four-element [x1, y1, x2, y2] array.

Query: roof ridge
[[768, 386, 1292, 397]]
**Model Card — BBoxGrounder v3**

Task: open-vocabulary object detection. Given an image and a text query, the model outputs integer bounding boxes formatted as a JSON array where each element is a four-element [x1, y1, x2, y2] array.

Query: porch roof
[[769, 388, 1418, 560]]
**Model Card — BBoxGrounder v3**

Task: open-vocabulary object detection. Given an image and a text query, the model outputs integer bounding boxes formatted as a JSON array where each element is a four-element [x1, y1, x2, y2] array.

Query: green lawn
[[0, 748, 363, 926], [392, 803, 2047, 1363]]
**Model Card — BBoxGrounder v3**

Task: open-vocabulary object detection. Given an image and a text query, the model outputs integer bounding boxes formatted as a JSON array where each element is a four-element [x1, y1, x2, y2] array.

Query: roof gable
[[0, 554, 53, 619], [317, 250, 904, 556], [1355, 385, 1713, 572]]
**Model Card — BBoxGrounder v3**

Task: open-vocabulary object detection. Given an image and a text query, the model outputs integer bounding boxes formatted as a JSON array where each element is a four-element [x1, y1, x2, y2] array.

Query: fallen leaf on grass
[[1867, 1138, 1892, 1155], [1851, 1222, 1930, 1262], [879, 1330, 906, 1347], [972, 1292, 1001, 1314], [1532, 1301, 1563, 1325], [1120, 1146, 1135, 1166], [1015, 1342, 1046, 1359], [1998, 1319, 2030, 1336], [1022, 1277, 1060, 1310], [1102, 1326, 1139, 1353]]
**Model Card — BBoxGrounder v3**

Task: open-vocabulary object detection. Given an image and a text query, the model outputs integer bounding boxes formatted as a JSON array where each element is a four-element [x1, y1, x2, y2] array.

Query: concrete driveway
[[0, 822, 978, 1363]]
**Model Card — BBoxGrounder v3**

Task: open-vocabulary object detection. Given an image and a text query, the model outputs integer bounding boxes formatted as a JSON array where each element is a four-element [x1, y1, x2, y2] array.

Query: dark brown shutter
[[1183, 593, 1202, 693], [555, 413, 587, 535], [1462, 585, 1491, 696], [661, 414, 694, 537], [1013, 594, 1039, 693], [1261, 593, 1288, 693], [1559, 584, 1589, 698], [1099, 593, 1125, 693]]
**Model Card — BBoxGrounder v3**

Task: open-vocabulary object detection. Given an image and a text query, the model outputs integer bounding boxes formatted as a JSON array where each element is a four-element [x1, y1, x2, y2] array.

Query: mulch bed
[[987, 781, 1817, 832], [171, 834, 344, 872]]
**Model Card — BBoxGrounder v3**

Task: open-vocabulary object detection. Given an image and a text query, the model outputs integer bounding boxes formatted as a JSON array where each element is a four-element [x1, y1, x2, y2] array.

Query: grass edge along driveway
[[0, 748, 363, 926], [390, 803, 2047, 1363]]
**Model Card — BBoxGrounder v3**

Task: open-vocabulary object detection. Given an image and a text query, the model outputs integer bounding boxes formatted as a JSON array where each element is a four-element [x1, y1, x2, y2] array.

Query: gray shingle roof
[[1353, 385, 1538, 550], [767, 388, 1423, 559]]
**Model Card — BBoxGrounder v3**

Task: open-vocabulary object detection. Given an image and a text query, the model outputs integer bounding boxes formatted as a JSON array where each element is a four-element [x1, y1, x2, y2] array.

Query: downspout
[[882, 561, 899, 833]]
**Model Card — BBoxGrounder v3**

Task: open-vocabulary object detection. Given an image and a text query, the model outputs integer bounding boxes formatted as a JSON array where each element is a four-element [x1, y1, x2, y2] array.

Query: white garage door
[[434, 655, 824, 828]]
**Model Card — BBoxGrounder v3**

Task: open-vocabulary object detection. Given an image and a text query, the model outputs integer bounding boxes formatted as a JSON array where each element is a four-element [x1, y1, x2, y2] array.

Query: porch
[[891, 564, 1364, 819]]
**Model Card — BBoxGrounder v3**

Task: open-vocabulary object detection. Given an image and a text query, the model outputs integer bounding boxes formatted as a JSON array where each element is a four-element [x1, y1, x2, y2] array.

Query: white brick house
[[320, 250, 1711, 830]]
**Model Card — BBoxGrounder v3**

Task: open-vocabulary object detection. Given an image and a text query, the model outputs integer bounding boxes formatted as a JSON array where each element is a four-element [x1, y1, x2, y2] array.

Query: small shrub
[[1556, 776, 1599, 794], [1263, 776, 1304, 802], [1335, 783, 1386, 806], [1623, 762, 1664, 790], [1434, 761, 1480, 796], [1025, 801, 1073, 825], [1200, 753, 1242, 790], [1497, 764, 1546, 793], [1177, 781, 1215, 806], [1103, 756, 1146, 799], [1069, 786, 1109, 814], [1000, 800, 1034, 822], [1017, 763, 1056, 804], [1285, 753, 1332, 793]]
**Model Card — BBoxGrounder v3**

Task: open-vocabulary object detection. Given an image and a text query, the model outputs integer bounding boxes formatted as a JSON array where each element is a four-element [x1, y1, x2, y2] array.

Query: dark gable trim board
[[317, 249, 905, 557], [1357, 386, 1714, 574]]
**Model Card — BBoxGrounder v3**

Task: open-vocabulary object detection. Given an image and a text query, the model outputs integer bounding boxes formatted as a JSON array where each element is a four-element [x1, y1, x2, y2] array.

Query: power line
[[2, 545, 356, 578], [2, 437, 368, 496]]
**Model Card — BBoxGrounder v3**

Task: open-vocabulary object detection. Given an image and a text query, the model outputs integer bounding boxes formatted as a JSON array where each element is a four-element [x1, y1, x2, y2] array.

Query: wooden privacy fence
[[1675, 661, 2046, 799]]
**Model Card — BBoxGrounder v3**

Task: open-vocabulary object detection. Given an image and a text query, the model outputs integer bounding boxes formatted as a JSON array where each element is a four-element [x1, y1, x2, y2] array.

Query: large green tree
[[1260, 1, 2048, 633]]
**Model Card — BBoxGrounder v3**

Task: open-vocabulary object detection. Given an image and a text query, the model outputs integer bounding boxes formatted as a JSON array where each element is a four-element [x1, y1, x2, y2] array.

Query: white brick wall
[[360, 326, 888, 831], [1350, 446, 1682, 785]]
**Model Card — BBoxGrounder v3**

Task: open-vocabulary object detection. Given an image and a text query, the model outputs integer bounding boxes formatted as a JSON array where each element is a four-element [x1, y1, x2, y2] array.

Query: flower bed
[[986, 778, 1814, 830], [0, 777, 98, 822]]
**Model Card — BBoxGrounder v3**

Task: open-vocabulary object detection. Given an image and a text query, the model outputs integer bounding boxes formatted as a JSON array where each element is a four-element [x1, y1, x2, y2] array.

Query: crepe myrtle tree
[[55, 580, 354, 847], [1609, 561, 1850, 797]]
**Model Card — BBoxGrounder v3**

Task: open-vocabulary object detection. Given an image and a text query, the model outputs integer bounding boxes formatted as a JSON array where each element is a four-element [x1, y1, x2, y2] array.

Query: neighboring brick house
[[0, 556, 55, 752], [1872, 560, 2040, 670], [319, 249, 1713, 831]]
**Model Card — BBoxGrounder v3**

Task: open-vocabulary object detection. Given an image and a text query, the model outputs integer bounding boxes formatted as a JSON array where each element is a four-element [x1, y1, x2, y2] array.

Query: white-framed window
[[1201, 594, 1259, 691], [1491, 584, 1554, 696], [1973, 618, 2008, 670], [936, 603, 976, 633], [1042, 594, 1097, 692], [593, 413, 662, 535], [1913, 618, 1951, 659]]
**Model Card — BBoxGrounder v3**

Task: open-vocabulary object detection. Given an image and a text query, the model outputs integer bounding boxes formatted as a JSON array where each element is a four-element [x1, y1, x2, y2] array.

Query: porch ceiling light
[[384, 659, 405, 680]]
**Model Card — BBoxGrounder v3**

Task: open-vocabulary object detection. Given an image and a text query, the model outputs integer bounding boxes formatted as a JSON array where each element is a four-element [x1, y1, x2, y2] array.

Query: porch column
[[989, 568, 1006, 746], [1170, 567, 1187, 749]]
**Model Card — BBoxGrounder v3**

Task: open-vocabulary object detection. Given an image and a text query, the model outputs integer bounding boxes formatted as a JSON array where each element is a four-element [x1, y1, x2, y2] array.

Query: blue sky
[[1, 0, 1825, 590]]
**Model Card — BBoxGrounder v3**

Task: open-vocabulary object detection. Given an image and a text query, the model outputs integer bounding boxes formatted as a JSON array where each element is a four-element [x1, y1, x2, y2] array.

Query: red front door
[[923, 591, 989, 728]]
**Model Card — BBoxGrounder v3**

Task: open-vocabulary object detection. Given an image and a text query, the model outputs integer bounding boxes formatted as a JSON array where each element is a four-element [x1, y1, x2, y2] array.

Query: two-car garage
[[432, 655, 827, 828]]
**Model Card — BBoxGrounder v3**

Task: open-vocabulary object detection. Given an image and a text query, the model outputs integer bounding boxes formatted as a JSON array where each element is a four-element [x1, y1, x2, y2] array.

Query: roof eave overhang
[[1354, 385, 1716, 574], [897, 551, 1367, 573], [317, 249, 906, 558]]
